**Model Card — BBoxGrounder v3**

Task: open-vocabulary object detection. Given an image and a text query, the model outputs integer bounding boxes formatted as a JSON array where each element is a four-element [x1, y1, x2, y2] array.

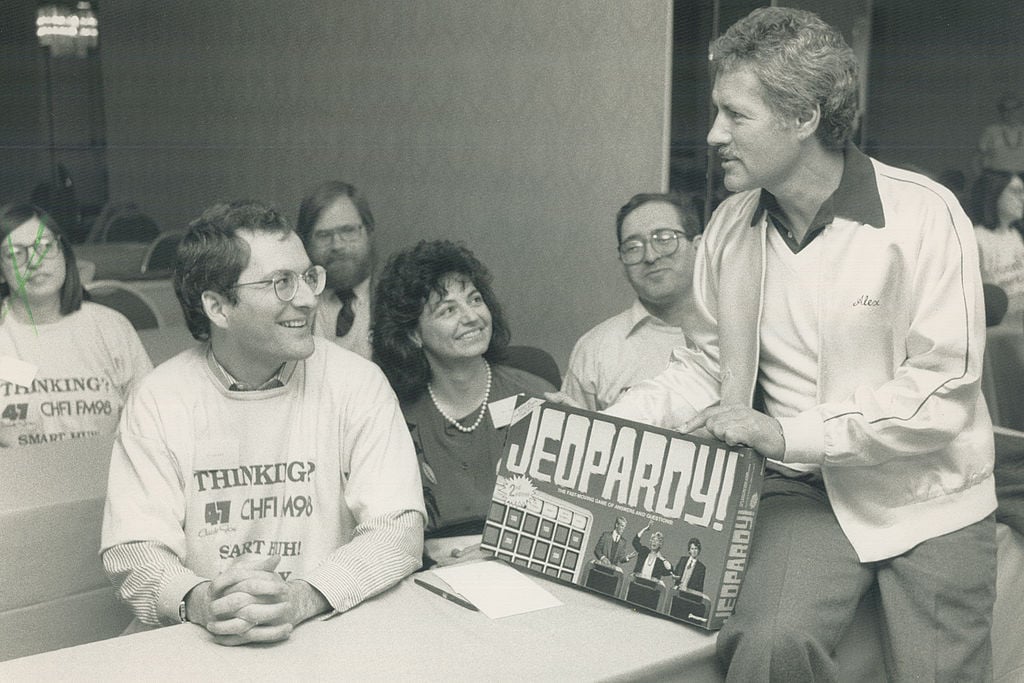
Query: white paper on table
[[431, 560, 562, 619]]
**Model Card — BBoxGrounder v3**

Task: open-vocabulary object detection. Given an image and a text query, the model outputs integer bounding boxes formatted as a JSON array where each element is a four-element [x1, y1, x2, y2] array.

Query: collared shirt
[[754, 144, 886, 252], [205, 346, 296, 391], [313, 277, 372, 359], [680, 557, 696, 586], [563, 299, 693, 411]]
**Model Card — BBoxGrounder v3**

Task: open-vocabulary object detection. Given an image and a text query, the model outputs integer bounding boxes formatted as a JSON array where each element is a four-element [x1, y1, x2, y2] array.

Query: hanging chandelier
[[36, 1, 99, 58]]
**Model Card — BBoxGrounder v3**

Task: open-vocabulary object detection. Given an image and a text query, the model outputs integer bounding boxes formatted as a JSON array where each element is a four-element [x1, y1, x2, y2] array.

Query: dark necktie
[[335, 290, 355, 338]]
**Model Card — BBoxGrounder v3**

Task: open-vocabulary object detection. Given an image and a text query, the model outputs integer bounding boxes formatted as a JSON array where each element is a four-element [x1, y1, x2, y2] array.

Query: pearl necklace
[[428, 362, 492, 433]]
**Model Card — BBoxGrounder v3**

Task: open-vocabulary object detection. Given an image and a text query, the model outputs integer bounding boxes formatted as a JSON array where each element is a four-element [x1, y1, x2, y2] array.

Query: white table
[[0, 572, 722, 682]]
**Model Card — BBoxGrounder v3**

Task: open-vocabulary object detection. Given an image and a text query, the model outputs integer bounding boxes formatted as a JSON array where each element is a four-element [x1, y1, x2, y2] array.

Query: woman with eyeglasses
[[970, 170, 1024, 325], [372, 240, 555, 565], [0, 203, 152, 447]]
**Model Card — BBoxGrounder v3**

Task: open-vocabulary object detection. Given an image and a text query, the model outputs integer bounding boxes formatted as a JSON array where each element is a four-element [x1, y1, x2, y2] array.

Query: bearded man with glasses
[[560, 192, 703, 411], [297, 181, 377, 359], [101, 200, 425, 645]]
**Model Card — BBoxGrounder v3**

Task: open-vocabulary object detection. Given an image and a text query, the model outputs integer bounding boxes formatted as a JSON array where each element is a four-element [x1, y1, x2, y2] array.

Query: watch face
[[178, 600, 187, 623]]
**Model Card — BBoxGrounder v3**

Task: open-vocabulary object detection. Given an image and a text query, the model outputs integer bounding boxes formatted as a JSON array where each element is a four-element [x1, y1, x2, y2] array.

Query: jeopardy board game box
[[481, 398, 764, 630]]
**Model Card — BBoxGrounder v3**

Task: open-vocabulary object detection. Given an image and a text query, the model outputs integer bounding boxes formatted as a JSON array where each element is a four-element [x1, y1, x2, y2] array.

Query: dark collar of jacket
[[751, 143, 887, 238]]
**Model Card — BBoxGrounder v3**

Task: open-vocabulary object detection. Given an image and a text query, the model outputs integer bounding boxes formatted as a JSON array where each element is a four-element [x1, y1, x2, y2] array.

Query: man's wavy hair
[[710, 7, 860, 149], [296, 180, 376, 246], [173, 200, 291, 341], [615, 192, 702, 244], [372, 240, 510, 403]]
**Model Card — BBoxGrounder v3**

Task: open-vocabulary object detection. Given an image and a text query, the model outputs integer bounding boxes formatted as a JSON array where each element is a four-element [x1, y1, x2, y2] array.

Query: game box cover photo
[[481, 397, 765, 630]]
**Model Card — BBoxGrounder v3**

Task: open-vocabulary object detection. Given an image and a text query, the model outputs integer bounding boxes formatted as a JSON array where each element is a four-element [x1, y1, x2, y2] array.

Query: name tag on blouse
[[488, 395, 519, 428]]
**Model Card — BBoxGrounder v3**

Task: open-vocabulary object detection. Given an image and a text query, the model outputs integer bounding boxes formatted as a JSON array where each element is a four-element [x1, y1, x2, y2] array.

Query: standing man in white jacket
[[607, 7, 996, 681]]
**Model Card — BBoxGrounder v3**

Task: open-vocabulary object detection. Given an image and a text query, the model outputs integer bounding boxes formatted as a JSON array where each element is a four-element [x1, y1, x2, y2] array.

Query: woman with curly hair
[[372, 240, 553, 563]]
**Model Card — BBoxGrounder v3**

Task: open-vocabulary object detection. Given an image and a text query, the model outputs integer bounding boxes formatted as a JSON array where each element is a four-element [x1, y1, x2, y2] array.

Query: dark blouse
[[402, 364, 554, 535]]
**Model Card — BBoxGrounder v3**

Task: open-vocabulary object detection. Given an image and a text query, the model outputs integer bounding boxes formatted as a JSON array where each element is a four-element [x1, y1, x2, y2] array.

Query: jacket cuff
[[158, 572, 208, 625], [777, 412, 825, 465]]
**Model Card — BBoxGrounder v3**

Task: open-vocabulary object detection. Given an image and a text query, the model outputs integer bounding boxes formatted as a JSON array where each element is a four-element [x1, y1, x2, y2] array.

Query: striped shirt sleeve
[[301, 509, 423, 615], [103, 509, 423, 625], [101, 541, 206, 626]]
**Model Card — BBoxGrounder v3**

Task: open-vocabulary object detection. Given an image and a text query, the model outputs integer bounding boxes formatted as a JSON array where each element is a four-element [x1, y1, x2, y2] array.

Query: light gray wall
[[99, 1, 673, 367]]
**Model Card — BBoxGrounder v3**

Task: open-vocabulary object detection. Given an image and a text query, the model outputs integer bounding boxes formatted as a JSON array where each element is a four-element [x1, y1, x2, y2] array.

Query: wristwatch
[[179, 582, 209, 624]]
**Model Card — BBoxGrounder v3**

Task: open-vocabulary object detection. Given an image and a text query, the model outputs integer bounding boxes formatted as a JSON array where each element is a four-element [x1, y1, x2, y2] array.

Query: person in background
[[561, 192, 703, 411], [970, 169, 1024, 324], [630, 523, 673, 581], [101, 200, 424, 644], [673, 537, 705, 593], [297, 181, 376, 358], [0, 203, 151, 447], [594, 516, 633, 566], [606, 7, 996, 680], [979, 93, 1024, 174], [372, 240, 554, 565]]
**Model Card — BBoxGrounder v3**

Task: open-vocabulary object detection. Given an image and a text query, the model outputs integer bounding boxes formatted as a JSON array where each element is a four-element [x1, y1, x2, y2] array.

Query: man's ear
[[202, 290, 232, 331], [794, 103, 822, 142]]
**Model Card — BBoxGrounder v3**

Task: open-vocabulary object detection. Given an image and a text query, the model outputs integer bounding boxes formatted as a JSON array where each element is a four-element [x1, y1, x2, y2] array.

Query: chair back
[[504, 345, 561, 387], [984, 283, 1009, 327], [85, 280, 162, 330], [76, 259, 96, 284], [141, 232, 185, 276], [89, 202, 159, 243]]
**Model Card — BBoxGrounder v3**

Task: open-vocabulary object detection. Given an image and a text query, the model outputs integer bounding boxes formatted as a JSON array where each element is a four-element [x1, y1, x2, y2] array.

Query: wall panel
[[100, 1, 673, 366]]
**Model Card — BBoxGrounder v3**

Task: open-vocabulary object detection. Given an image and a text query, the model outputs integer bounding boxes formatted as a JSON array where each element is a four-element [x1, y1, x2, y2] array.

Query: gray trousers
[[717, 473, 997, 682]]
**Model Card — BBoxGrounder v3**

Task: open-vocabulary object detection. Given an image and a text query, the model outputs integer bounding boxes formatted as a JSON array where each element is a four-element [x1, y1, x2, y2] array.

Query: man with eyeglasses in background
[[101, 200, 425, 645], [560, 192, 703, 411], [297, 181, 377, 358]]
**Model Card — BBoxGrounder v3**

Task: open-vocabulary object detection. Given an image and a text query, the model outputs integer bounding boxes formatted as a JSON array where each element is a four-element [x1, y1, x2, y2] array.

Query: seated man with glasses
[[297, 181, 377, 359], [101, 200, 425, 645], [560, 192, 703, 410]]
